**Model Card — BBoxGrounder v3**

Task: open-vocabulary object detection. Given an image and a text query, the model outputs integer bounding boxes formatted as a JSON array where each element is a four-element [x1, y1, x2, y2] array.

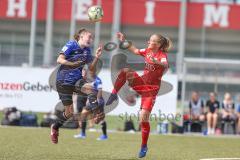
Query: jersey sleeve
[[137, 48, 147, 57], [160, 53, 169, 67], [96, 78, 102, 90], [60, 41, 74, 57]]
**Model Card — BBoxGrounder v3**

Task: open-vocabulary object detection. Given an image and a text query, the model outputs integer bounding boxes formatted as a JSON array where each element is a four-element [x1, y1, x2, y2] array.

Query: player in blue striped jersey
[[51, 28, 103, 144], [74, 69, 107, 140]]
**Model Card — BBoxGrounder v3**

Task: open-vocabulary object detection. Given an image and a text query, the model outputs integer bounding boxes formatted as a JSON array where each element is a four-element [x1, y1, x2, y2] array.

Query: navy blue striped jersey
[[56, 40, 93, 85]]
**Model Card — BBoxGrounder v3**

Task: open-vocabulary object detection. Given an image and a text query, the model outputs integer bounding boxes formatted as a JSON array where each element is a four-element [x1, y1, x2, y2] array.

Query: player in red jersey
[[106, 32, 172, 158]]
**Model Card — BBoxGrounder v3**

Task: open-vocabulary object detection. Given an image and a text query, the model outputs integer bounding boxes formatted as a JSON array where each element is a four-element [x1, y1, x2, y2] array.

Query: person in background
[[184, 91, 205, 132], [206, 92, 220, 135], [124, 119, 136, 133], [74, 68, 107, 140], [189, 91, 205, 122], [237, 100, 240, 134], [221, 92, 237, 133]]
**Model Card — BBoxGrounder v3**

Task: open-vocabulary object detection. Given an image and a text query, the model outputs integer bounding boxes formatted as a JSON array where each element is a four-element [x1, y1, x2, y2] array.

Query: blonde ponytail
[[160, 36, 172, 53]]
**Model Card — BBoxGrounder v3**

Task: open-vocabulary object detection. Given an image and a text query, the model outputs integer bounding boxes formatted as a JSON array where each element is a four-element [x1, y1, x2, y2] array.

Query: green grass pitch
[[0, 126, 240, 160]]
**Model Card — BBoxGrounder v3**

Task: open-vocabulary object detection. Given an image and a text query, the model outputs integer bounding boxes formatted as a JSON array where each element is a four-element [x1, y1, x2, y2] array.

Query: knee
[[207, 113, 211, 119], [140, 110, 150, 123], [81, 109, 89, 121], [213, 113, 218, 119], [199, 115, 205, 121]]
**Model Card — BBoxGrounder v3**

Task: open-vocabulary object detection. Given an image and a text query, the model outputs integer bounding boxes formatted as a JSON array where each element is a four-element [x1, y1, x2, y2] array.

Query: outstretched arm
[[57, 54, 85, 68], [117, 32, 140, 55], [88, 45, 103, 73]]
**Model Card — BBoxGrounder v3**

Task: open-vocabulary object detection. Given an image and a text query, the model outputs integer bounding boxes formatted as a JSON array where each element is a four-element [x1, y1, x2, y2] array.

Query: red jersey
[[138, 48, 168, 85]]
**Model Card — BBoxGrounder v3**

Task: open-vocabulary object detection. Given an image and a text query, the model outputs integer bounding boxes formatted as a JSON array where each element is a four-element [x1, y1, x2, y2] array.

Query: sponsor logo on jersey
[[62, 46, 68, 52], [139, 49, 146, 52], [161, 58, 167, 62], [145, 62, 155, 71]]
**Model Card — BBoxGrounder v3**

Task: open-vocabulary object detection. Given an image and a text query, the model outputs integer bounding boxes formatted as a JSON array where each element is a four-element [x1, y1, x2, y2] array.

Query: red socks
[[141, 122, 150, 147], [112, 70, 127, 94]]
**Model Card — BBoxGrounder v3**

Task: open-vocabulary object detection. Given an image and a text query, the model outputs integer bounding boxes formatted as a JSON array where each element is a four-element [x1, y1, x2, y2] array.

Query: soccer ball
[[88, 5, 104, 22]]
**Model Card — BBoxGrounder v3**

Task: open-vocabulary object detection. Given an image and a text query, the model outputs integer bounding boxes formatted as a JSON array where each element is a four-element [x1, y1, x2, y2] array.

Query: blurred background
[[1, 0, 240, 98], [1, 2, 240, 159], [0, 0, 240, 130]]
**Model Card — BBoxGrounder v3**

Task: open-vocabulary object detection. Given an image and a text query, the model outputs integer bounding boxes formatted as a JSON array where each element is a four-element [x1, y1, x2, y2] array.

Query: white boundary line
[[200, 158, 240, 160]]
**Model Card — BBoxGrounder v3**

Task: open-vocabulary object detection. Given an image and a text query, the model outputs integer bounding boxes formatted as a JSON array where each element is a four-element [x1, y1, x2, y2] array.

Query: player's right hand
[[95, 45, 103, 58], [117, 32, 125, 41]]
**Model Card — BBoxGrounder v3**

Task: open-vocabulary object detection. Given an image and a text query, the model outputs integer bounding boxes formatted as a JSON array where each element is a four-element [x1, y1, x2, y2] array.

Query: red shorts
[[128, 72, 159, 112]]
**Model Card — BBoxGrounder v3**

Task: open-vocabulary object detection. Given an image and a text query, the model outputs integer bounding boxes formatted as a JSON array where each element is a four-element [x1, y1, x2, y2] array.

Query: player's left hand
[[95, 45, 103, 58]]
